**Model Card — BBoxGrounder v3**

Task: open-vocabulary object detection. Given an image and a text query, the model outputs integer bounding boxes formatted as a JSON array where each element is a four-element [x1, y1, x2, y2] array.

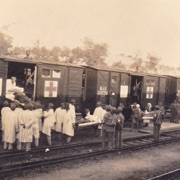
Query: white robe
[[14, 107, 23, 140], [54, 107, 66, 133], [18, 110, 34, 143], [69, 103, 76, 121], [42, 109, 55, 136], [4, 110, 18, 144], [32, 109, 43, 139], [93, 107, 106, 123], [63, 110, 75, 137], [1, 107, 11, 131], [1, 107, 11, 142]]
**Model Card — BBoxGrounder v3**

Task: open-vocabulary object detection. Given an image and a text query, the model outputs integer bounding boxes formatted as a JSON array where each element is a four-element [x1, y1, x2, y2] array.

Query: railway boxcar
[[83, 66, 169, 112], [0, 57, 84, 109], [166, 76, 180, 105]]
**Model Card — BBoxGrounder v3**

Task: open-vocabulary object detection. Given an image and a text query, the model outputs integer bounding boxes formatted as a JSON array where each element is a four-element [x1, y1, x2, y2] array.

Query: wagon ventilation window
[[52, 70, 61, 78], [42, 69, 51, 78], [111, 75, 118, 83], [42, 69, 61, 79]]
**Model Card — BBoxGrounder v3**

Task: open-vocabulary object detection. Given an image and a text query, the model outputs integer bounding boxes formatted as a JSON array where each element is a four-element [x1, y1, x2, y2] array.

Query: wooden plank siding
[[158, 77, 167, 105], [167, 77, 177, 104], [97, 71, 109, 104], [141, 76, 159, 107], [68, 67, 83, 97], [0, 60, 8, 96], [84, 68, 98, 100], [120, 73, 130, 107], [109, 72, 120, 107]]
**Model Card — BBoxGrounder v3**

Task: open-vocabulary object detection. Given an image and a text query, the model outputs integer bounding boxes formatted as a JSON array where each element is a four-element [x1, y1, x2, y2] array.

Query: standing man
[[63, 103, 76, 143], [170, 100, 176, 122], [153, 105, 164, 143], [1, 100, 11, 147], [69, 99, 76, 121], [32, 103, 43, 147], [42, 103, 55, 146], [115, 107, 124, 149], [103, 107, 116, 150], [54, 103, 66, 141], [18, 103, 34, 151], [3, 103, 18, 150], [93, 101, 106, 136]]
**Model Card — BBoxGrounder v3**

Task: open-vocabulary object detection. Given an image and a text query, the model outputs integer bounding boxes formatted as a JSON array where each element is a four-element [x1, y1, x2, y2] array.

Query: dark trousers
[[102, 128, 107, 150], [154, 124, 161, 142], [115, 129, 122, 148], [107, 132, 115, 149], [102, 129, 115, 150]]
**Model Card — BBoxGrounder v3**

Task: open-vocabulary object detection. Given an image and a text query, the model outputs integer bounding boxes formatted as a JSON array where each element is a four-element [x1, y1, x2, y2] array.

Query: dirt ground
[[11, 142, 180, 180]]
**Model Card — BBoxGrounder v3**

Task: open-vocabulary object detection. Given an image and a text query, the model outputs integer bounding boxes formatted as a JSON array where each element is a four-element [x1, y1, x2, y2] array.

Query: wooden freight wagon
[[82, 66, 131, 112], [83, 66, 168, 112], [166, 76, 180, 105], [0, 57, 84, 109], [139, 74, 168, 108]]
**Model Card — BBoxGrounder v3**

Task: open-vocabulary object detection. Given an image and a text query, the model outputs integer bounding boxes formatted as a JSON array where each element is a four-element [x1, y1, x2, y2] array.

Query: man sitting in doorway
[[6, 77, 24, 101]]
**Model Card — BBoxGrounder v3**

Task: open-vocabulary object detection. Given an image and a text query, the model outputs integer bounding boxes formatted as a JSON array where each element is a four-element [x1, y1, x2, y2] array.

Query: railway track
[[0, 133, 152, 159], [0, 129, 180, 179], [149, 168, 180, 180]]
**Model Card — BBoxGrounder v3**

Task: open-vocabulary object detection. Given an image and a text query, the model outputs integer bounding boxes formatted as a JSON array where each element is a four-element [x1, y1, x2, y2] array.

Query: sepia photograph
[[0, 0, 180, 179]]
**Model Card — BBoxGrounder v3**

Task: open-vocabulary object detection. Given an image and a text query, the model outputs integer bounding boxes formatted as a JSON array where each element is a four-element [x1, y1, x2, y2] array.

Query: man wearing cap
[[115, 107, 124, 148], [32, 103, 43, 147], [18, 103, 34, 151], [3, 103, 18, 150], [153, 105, 164, 143], [69, 99, 76, 121], [63, 103, 76, 143], [103, 106, 117, 150], [54, 103, 66, 141], [42, 103, 55, 146]]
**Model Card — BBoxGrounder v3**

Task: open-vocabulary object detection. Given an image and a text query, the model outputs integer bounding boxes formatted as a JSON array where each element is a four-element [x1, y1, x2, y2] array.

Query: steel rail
[[148, 168, 180, 180], [0, 134, 153, 158], [0, 128, 179, 159], [0, 134, 180, 178]]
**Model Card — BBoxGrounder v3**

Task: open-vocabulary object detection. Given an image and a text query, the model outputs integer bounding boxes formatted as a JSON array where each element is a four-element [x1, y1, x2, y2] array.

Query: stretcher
[[78, 121, 99, 127], [142, 112, 154, 124]]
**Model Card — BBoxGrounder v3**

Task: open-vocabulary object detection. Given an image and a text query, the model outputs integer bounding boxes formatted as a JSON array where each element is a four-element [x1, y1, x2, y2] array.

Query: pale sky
[[1, 0, 180, 67]]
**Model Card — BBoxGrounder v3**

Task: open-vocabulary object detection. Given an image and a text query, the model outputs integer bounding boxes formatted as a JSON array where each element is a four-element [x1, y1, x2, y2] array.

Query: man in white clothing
[[69, 99, 76, 121], [63, 103, 76, 143], [1, 101, 11, 146], [6, 77, 24, 101], [3, 103, 18, 150], [93, 101, 106, 136], [18, 103, 34, 151], [42, 103, 55, 145], [54, 103, 66, 141], [32, 103, 43, 147]]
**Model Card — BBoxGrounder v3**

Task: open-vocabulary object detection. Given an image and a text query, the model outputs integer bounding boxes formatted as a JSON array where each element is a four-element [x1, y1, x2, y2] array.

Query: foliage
[[82, 38, 108, 67], [0, 32, 13, 55], [146, 53, 160, 72], [111, 60, 126, 69]]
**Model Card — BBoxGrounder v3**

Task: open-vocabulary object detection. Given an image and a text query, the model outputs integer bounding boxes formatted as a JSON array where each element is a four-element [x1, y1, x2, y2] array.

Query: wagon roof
[[84, 65, 167, 78], [0, 56, 83, 68]]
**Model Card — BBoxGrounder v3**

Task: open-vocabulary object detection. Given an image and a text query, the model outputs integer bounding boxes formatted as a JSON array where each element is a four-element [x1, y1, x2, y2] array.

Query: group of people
[[88, 102, 124, 150], [131, 102, 165, 130], [1, 99, 76, 151], [170, 100, 180, 123]]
